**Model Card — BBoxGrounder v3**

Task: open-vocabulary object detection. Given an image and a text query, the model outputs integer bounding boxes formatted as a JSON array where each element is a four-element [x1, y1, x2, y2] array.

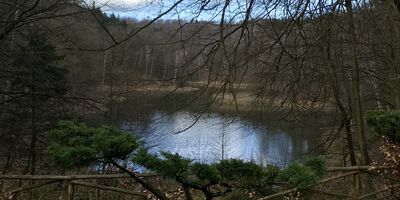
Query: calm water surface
[[123, 111, 322, 167]]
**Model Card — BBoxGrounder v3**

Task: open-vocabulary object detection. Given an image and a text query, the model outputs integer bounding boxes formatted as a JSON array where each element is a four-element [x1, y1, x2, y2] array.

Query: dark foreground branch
[[109, 160, 169, 200]]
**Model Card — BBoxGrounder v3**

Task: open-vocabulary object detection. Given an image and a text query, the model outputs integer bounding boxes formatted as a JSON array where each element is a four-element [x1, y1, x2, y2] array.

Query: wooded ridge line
[[0, 166, 390, 180]]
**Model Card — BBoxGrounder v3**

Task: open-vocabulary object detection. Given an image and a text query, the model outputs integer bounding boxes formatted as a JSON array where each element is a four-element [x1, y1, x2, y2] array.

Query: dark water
[[122, 111, 322, 167]]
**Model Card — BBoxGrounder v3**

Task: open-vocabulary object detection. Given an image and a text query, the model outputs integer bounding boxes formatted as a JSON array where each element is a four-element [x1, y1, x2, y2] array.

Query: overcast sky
[[87, 0, 280, 22], [87, 0, 343, 21], [93, 0, 150, 7], [87, 0, 196, 20]]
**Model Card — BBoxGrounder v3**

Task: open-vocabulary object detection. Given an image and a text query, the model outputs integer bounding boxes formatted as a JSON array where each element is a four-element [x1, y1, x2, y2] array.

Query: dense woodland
[[1, 0, 400, 199]]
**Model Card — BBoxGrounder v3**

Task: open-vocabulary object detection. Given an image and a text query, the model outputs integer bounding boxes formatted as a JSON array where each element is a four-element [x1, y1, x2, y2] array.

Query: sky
[[88, 0, 335, 22], [87, 0, 355, 21], [93, 0, 151, 7], [88, 0, 194, 20], [88, 0, 264, 22]]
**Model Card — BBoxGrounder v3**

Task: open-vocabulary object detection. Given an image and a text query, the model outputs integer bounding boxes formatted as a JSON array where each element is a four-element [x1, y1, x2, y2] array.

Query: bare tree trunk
[[30, 68, 37, 176], [28, 69, 37, 200], [182, 185, 193, 200], [201, 188, 213, 200], [330, 62, 357, 166], [174, 51, 179, 83], [138, 51, 142, 80], [68, 181, 75, 200], [324, 21, 358, 166], [102, 49, 109, 90], [149, 56, 154, 79], [0, 141, 13, 192], [385, 2, 400, 108], [163, 56, 168, 80], [345, 0, 370, 165], [145, 46, 150, 80], [343, 118, 357, 166]]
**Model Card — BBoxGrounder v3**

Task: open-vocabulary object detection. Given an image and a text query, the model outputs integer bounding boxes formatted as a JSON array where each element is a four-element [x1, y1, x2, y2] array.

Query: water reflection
[[123, 112, 320, 167]]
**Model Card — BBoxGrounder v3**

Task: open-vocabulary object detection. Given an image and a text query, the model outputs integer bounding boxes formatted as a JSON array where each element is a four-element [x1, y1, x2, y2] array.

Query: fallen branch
[[109, 160, 169, 200], [258, 171, 357, 200], [1, 166, 387, 180], [326, 166, 389, 172], [71, 181, 146, 197], [309, 189, 351, 199], [358, 184, 400, 200], [1, 180, 61, 197], [0, 173, 158, 180], [258, 187, 298, 200]]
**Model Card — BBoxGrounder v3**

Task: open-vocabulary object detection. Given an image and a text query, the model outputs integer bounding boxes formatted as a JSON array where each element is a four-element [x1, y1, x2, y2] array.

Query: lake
[[122, 111, 322, 167]]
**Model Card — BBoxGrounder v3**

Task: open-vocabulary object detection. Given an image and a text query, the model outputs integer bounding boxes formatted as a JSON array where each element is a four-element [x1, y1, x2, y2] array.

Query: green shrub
[[49, 120, 138, 167], [133, 149, 191, 178], [366, 110, 400, 143], [304, 156, 326, 177], [190, 163, 221, 185], [278, 157, 325, 189], [216, 159, 278, 186]]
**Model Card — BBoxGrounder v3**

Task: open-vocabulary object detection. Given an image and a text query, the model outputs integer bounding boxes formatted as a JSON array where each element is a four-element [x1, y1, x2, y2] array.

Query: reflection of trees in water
[[111, 95, 325, 167], [120, 111, 322, 166], [212, 117, 230, 161]]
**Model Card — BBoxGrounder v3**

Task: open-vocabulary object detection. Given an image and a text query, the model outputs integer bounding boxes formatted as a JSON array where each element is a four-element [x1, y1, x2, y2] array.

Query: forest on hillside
[[1, 0, 400, 199]]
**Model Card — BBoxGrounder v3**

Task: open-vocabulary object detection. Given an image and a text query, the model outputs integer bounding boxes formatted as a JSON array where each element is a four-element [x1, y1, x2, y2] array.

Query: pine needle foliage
[[49, 120, 138, 167], [278, 157, 325, 189], [217, 159, 279, 188], [135, 151, 281, 198], [134, 149, 220, 188], [366, 110, 400, 143], [134, 148, 192, 178]]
